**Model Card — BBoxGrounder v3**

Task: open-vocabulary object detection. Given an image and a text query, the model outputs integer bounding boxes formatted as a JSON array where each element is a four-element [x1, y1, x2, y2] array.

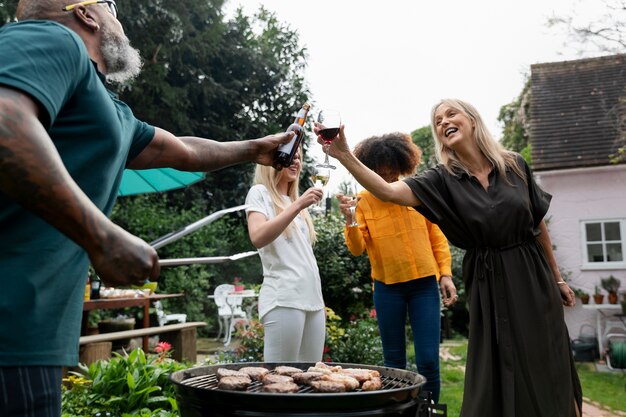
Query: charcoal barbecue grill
[[170, 362, 445, 417]]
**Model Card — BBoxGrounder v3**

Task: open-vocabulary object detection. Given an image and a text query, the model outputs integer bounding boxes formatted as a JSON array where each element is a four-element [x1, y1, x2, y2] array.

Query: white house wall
[[535, 164, 626, 341]]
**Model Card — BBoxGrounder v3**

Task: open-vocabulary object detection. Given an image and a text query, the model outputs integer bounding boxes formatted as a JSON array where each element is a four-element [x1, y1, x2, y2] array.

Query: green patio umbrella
[[118, 168, 205, 196]]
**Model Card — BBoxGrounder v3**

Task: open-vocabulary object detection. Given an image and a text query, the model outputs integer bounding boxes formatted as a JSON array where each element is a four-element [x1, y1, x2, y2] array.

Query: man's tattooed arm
[[0, 86, 160, 286]]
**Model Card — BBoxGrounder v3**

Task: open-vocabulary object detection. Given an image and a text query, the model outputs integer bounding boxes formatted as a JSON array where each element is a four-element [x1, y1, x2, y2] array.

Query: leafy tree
[[0, 0, 17, 24], [313, 213, 373, 319], [498, 78, 532, 158], [547, 0, 626, 55], [411, 126, 437, 173], [115, 2, 312, 209]]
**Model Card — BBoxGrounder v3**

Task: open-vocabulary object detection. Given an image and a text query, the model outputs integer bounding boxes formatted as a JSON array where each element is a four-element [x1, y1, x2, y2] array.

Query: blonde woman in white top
[[245, 151, 326, 362]]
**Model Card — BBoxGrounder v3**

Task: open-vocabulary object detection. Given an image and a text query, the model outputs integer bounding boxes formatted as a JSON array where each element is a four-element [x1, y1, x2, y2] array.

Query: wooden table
[[82, 293, 184, 351]]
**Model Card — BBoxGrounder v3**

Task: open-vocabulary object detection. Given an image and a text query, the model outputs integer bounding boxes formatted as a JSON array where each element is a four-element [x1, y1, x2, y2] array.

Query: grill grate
[[180, 370, 415, 393]]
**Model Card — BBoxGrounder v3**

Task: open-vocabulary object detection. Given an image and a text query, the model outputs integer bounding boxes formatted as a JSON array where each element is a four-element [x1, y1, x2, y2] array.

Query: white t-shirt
[[245, 184, 324, 319]]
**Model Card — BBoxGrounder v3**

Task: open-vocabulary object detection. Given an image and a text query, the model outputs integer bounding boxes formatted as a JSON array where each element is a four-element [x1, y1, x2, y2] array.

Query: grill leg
[[415, 391, 447, 417]]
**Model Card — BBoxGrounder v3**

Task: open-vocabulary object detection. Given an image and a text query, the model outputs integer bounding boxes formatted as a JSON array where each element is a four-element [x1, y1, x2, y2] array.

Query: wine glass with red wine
[[316, 109, 341, 169]]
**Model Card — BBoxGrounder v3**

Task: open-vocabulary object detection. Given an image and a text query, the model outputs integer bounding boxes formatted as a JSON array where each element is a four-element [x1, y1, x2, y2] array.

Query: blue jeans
[[373, 276, 441, 402]]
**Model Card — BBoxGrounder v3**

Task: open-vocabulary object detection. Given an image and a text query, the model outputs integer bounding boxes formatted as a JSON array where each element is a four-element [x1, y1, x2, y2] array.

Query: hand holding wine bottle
[[273, 103, 310, 170]]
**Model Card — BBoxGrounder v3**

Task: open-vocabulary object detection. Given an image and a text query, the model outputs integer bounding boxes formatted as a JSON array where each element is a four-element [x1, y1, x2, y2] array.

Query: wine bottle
[[90, 274, 101, 300], [273, 102, 311, 170]]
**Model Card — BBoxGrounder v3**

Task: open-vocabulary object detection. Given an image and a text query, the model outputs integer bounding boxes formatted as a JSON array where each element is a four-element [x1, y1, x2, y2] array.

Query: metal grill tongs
[[151, 204, 258, 267]]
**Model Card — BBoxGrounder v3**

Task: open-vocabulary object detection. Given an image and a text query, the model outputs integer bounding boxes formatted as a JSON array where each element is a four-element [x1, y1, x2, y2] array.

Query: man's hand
[[87, 224, 160, 288], [252, 131, 295, 166]]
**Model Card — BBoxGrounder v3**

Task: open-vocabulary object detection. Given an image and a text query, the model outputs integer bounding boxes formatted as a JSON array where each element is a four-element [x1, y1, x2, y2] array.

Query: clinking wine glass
[[311, 166, 331, 215], [316, 109, 341, 169], [346, 180, 359, 227]]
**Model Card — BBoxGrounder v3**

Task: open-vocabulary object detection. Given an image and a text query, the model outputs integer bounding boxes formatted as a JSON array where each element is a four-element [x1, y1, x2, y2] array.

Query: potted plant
[[600, 275, 621, 304], [593, 285, 604, 305], [573, 288, 590, 305], [233, 277, 245, 292]]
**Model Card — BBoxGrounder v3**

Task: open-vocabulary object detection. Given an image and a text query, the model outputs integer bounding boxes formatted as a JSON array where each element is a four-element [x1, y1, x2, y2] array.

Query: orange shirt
[[344, 190, 452, 284]]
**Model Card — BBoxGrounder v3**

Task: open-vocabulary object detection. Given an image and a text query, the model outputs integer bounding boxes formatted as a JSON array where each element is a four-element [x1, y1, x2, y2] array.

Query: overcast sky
[[226, 0, 604, 192]]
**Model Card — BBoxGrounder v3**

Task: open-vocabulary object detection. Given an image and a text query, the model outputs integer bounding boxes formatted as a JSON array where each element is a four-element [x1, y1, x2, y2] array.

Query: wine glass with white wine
[[311, 165, 331, 215], [345, 179, 359, 227]]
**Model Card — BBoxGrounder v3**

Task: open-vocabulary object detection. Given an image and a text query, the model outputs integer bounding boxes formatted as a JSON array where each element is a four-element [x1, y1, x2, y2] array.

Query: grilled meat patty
[[261, 374, 294, 385], [273, 365, 303, 376], [239, 366, 270, 381], [261, 381, 300, 393], [309, 380, 346, 393], [217, 376, 250, 391]]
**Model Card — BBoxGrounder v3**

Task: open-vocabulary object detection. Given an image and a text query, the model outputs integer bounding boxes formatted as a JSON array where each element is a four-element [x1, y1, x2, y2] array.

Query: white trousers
[[262, 307, 326, 362]]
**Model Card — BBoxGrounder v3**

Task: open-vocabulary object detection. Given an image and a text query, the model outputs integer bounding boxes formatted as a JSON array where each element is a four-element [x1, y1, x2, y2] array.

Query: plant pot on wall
[[580, 294, 590, 305], [593, 294, 604, 305], [608, 292, 619, 304]]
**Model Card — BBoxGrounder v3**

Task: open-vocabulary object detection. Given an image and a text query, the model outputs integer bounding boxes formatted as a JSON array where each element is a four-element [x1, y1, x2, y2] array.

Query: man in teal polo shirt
[[0, 1, 294, 415]]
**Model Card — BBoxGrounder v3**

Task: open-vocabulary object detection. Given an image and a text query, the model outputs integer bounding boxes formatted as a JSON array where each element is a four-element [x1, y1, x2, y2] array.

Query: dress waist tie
[[470, 240, 534, 344]]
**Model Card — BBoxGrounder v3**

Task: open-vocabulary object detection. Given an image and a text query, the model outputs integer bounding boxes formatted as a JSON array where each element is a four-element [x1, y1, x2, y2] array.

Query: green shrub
[[62, 347, 187, 417], [313, 214, 373, 319], [323, 307, 383, 365]]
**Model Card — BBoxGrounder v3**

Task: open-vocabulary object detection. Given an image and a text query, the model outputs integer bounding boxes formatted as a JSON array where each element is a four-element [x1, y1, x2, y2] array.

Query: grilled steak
[[261, 381, 299, 393], [273, 365, 303, 376], [239, 366, 270, 381], [217, 376, 250, 391]]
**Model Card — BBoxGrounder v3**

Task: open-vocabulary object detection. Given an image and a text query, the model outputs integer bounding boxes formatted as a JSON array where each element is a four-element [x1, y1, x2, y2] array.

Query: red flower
[[349, 314, 356, 322], [155, 341, 172, 354], [323, 346, 330, 354], [369, 308, 377, 318]]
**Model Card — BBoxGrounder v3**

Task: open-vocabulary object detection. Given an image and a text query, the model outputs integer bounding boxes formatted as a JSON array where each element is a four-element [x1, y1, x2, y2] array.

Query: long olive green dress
[[404, 155, 582, 417]]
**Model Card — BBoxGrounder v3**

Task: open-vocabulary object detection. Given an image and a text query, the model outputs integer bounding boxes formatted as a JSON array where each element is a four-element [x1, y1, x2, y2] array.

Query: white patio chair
[[154, 300, 187, 327], [212, 284, 248, 345]]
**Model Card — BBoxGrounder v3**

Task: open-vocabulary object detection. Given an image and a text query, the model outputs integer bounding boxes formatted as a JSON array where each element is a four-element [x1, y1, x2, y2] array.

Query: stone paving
[[582, 399, 625, 417]]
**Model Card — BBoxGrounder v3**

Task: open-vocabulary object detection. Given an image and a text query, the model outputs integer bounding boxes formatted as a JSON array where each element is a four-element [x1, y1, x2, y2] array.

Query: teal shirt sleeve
[[0, 21, 90, 129]]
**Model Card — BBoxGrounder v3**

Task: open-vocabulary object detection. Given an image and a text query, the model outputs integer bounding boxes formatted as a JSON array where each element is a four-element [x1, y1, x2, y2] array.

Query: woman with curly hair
[[337, 132, 457, 402], [323, 99, 581, 417]]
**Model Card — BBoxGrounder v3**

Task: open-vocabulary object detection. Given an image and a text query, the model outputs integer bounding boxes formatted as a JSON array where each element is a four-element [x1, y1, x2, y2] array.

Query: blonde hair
[[430, 98, 526, 185], [252, 163, 317, 244]]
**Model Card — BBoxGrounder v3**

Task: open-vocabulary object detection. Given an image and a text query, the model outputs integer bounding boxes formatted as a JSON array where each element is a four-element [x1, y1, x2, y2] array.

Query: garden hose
[[609, 340, 626, 369]]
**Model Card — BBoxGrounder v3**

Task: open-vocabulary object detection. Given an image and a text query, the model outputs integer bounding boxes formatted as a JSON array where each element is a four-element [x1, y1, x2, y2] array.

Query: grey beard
[[100, 24, 143, 83]]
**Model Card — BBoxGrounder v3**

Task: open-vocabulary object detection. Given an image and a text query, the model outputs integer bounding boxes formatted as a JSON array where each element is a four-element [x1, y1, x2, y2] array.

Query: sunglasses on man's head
[[62, 0, 118, 19]]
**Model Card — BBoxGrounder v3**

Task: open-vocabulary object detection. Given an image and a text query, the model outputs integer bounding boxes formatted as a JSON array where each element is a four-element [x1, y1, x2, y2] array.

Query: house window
[[582, 220, 625, 266]]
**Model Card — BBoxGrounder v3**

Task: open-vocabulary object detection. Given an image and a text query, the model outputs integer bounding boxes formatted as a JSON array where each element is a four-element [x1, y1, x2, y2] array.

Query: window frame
[[580, 218, 626, 270]]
